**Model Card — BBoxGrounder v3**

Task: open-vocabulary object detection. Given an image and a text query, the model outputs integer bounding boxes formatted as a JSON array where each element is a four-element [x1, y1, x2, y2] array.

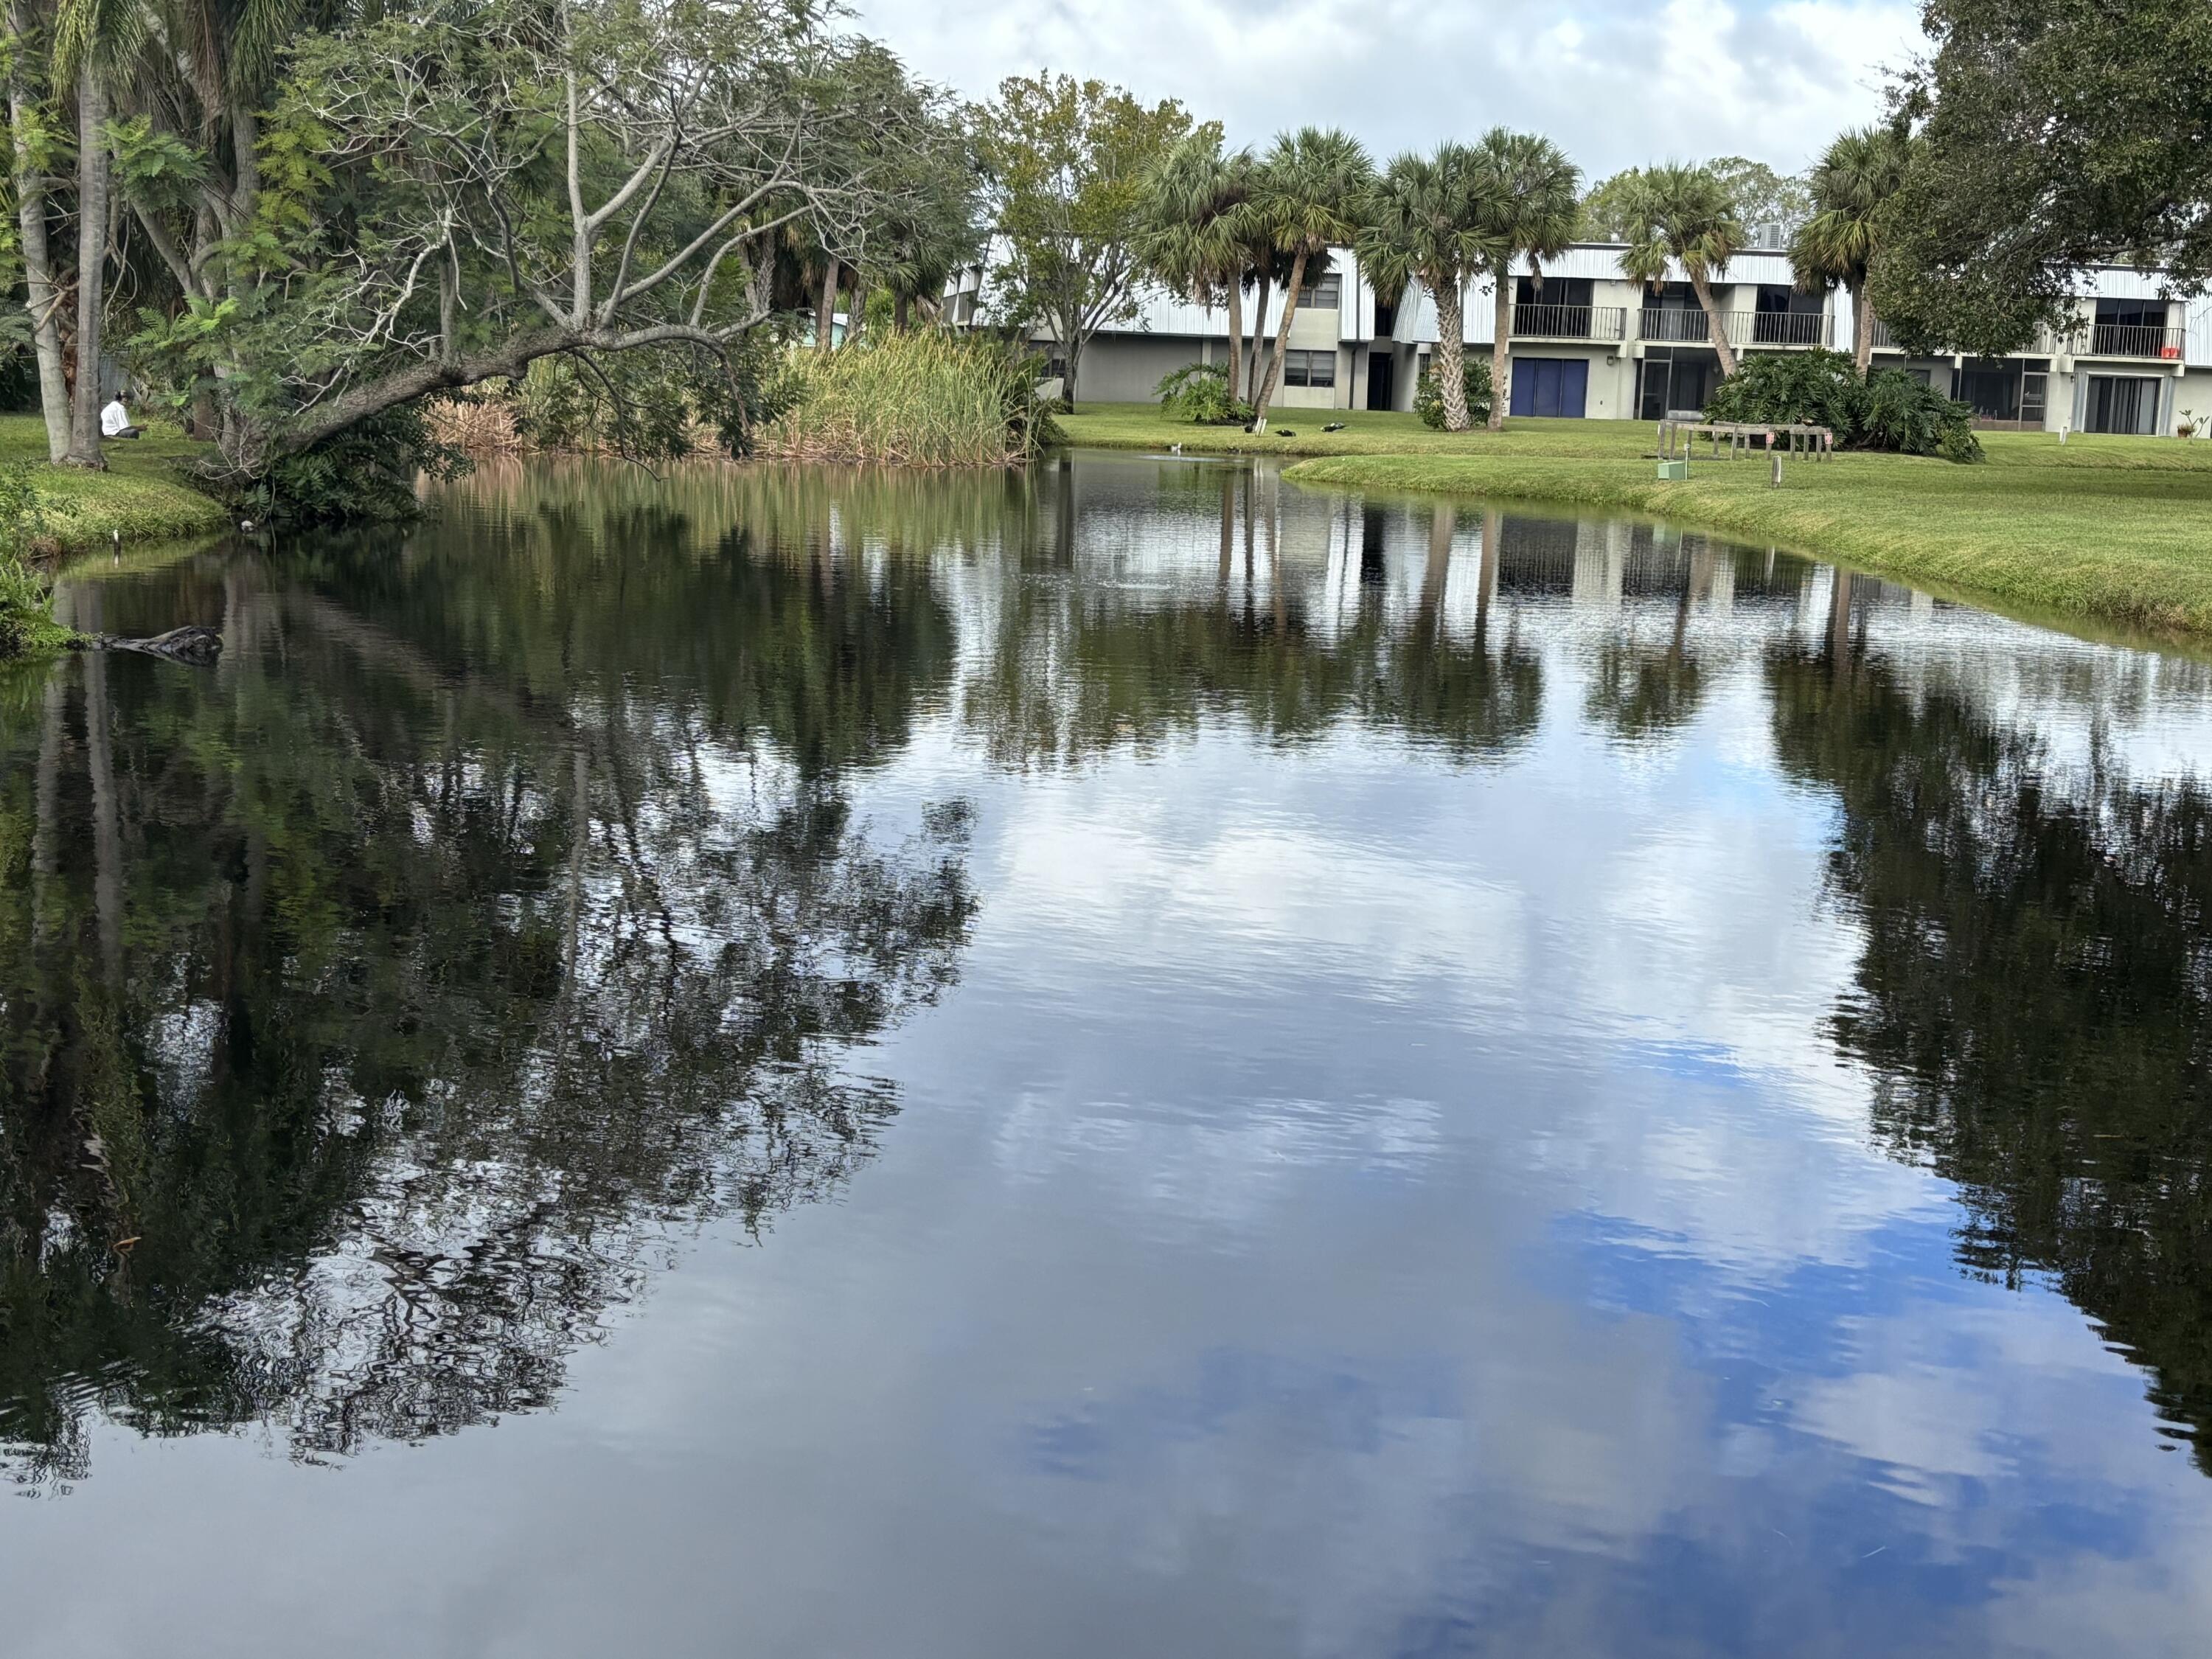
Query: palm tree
[[52, 0, 163, 466], [1619, 162, 1747, 378], [1138, 136, 1259, 404], [7, 0, 72, 460], [1791, 126, 1910, 377], [1248, 126, 1372, 428], [1357, 145, 1500, 433], [1470, 129, 1580, 431]]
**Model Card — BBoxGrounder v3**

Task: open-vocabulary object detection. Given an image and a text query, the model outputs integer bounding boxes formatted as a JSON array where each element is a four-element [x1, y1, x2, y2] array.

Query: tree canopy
[[1868, 0, 2212, 355]]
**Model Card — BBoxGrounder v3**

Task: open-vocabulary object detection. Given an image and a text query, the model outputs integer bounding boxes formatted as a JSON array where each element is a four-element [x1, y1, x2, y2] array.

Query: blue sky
[[863, 0, 1925, 180]]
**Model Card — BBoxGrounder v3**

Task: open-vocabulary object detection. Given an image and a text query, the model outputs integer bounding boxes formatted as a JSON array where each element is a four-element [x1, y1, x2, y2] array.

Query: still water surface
[[4, 453, 2212, 1655]]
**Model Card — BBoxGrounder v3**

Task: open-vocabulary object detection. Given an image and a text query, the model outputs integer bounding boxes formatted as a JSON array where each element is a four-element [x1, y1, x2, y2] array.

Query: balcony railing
[[1510, 303, 1627, 342], [1637, 308, 1834, 347], [2086, 323, 2185, 359], [1870, 316, 2183, 359]]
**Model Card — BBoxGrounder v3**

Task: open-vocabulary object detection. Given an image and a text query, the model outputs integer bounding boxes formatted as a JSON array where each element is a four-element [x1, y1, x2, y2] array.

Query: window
[[1296, 274, 1341, 310], [1906, 367, 1933, 387], [2020, 372, 2048, 425], [1282, 349, 1337, 389]]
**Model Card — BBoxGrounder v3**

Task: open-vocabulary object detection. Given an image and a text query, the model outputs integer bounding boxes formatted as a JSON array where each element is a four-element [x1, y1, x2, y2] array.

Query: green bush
[[763, 330, 1060, 465], [1702, 348, 1981, 462], [1860, 369, 1985, 463], [1155, 361, 1251, 425], [1413, 357, 1495, 429], [1703, 350, 1863, 435]]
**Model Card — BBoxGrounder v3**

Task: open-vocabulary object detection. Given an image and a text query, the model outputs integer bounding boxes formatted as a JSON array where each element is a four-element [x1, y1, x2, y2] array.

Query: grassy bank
[[1057, 404, 2212, 641], [0, 417, 230, 549]]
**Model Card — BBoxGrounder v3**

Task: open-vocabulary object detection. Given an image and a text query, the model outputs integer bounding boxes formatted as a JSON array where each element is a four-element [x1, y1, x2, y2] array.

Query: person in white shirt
[[100, 397, 143, 439]]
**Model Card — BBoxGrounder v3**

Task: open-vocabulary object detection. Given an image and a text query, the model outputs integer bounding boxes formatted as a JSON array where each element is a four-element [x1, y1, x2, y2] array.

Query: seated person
[[100, 396, 144, 439]]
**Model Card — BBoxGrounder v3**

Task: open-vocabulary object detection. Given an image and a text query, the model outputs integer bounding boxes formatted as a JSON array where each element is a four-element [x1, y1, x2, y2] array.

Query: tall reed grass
[[422, 395, 525, 455], [759, 332, 1059, 467]]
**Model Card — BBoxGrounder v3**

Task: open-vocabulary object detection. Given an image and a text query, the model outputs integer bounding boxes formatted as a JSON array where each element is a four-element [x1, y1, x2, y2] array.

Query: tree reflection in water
[[0, 481, 978, 1485], [1768, 625, 2212, 1473], [10, 452, 2212, 1503]]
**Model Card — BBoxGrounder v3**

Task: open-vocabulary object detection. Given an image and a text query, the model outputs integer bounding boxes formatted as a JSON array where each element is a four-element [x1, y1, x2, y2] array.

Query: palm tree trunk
[[1475, 509, 1500, 648], [65, 63, 108, 468], [814, 256, 839, 353], [1851, 279, 1872, 379], [1251, 250, 1309, 432], [9, 21, 70, 462], [1218, 473, 1234, 584], [1246, 270, 1270, 403], [1435, 278, 1469, 431], [1690, 271, 1738, 378], [1422, 504, 1453, 622], [1224, 279, 1244, 405], [894, 292, 911, 331], [1488, 268, 1512, 432]]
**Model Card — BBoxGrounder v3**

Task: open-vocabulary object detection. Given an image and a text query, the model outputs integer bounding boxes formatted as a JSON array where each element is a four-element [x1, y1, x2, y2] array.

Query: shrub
[[761, 331, 1060, 466], [1860, 368, 1984, 463], [1413, 358, 1495, 429], [1702, 348, 1981, 462], [248, 404, 473, 524], [1155, 361, 1251, 425], [1704, 350, 1863, 435]]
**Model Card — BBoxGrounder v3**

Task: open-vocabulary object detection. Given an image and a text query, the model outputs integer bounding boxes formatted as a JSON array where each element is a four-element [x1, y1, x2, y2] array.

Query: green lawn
[[1057, 404, 2212, 642], [0, 416, 230, 550]]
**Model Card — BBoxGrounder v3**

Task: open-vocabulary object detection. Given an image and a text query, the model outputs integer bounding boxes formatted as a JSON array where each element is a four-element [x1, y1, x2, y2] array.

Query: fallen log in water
[[87, 625, 224, 665]]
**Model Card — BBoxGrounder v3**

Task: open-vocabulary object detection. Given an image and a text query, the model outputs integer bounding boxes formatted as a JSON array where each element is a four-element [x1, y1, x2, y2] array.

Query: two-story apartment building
[[947, 242, 2212, 437]]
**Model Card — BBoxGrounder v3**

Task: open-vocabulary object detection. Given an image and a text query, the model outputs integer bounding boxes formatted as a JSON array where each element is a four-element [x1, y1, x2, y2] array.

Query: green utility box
[[1655, 458, 1690, 481]]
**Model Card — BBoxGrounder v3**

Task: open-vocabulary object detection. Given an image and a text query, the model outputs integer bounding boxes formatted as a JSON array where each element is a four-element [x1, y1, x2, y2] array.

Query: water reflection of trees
[[966, 493, 1545, 768], [1767, 636, 2212, 1472], [0, 507, 977, 1486]]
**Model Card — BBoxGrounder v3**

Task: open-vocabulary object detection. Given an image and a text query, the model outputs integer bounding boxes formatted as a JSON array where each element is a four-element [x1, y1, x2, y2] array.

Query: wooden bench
[[1657, 417, 1834, 462]]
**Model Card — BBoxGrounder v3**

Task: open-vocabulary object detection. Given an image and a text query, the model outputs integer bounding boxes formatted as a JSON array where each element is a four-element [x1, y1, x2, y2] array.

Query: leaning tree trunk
[[1851, 279, 1872, 379], [8, 24, 70, 462], [1690, 271, 1738, 378], [1245, 270, 1270, 403], [64, 64, 108, 467], [1223, 278, 1245, 406], [1251, 249, 1310, 432], [814, 256, 839, 353], [1433, 276, 1469, 431], [1487, 266, 1513, 431]]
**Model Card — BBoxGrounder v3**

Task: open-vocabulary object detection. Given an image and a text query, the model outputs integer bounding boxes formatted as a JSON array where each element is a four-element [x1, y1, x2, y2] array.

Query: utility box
[[1655, 458, 1689, 481]]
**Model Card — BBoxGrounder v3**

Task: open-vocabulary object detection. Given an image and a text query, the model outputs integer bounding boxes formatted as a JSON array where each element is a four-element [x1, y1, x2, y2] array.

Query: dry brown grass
[[423, 397, 525, 455]]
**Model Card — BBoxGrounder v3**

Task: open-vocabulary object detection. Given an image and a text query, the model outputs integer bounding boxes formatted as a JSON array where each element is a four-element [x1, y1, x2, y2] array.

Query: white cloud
[[855, 0, 1926, 176]]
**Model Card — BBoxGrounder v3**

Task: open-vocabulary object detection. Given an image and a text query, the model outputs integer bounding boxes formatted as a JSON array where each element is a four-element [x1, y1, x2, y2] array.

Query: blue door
[[1509, 357, 1588, 418]]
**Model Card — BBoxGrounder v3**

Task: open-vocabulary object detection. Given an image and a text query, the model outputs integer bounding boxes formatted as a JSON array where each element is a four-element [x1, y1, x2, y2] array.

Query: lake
[[4, 451, 2211, 1656]]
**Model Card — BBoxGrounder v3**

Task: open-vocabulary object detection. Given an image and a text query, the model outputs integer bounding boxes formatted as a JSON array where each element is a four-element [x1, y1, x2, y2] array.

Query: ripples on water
[[2, 453, 2210, 1655]]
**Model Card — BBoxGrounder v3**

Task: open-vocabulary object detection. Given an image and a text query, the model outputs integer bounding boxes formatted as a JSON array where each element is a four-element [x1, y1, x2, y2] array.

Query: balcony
[[2084, 322, 2185, 360], [1869, 316, 2182, 359], [1510, 303, 1627, 342], [1637, 309, 1834, 348]]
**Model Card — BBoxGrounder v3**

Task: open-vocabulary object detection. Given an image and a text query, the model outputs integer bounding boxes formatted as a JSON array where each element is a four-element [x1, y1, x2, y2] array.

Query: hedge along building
[[948, 240, 2212, 434]]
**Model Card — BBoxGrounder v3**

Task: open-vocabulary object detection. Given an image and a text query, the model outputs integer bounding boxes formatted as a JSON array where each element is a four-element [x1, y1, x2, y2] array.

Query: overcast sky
[[858, 0, 1927, 180]]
